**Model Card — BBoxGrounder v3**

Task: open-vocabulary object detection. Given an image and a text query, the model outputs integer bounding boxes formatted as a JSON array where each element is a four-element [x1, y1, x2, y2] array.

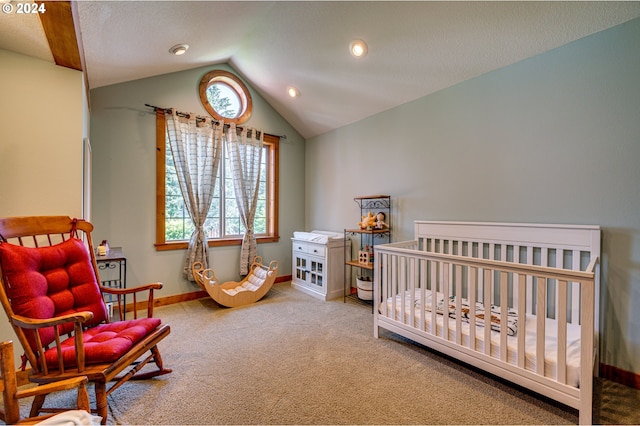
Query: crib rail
[[374, 240, 597, 423]]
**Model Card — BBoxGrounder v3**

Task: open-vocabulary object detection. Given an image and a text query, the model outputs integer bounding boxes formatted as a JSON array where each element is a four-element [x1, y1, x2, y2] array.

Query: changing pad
[[293, 230, 343, 244]]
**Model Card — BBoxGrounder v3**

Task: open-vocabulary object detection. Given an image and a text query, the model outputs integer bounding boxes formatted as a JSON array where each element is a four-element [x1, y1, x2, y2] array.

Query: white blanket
[[36, 410, 101, 426]]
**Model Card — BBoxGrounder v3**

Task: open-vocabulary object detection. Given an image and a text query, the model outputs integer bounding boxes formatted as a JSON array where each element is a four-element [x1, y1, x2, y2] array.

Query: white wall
[[306, 18, 640, 375], [0, 49, 86, 359], [89, 64, 305, 298]]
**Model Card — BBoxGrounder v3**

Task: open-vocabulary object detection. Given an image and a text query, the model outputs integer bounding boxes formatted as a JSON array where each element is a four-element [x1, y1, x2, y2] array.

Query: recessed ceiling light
[[169, 44, 189, 56], [287, 86, 300, 98], [349, 39, 368, 58]]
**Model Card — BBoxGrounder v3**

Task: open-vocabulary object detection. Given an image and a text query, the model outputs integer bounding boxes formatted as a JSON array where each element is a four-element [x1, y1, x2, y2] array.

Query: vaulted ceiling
[[2, 1, 639, 138]]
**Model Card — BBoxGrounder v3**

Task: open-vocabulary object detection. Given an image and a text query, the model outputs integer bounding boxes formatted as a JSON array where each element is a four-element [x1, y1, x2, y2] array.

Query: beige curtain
[[225, 123, 263, 275], [166, 110, 223, 281]]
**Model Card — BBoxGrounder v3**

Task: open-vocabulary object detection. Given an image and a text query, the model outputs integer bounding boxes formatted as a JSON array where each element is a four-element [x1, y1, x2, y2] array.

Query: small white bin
[[356, 276, 373, 300]]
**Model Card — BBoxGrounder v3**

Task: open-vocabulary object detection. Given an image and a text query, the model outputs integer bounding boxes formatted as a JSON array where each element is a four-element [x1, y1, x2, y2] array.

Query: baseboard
[[275, 274, 292, 284], [600, 363, 640, 389], [154, 290, 208, 307]]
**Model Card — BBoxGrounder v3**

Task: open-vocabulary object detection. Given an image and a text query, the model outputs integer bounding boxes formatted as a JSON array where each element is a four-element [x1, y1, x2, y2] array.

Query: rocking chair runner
[[192, 256, 278, 308], [0, 216, 171, 424]]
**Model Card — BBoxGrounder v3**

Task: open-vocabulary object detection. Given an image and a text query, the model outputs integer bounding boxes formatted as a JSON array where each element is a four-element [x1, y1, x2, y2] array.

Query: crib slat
[[419, 258, 426, 332], [497, 244, 506, 310], [477, 242, 485, 303], [557, 279, 568, 384], [380, 253, 387, 317], [541, 248, 550, 319], [409, 257, 416, 331], [489, 244, 496, 306], [442, 262, 449, 339], [455, 264, 462, 345], [408, 257, 415, 327], [386, 254, 391, 318], [526, 247, 534, 314], [555, 249, 563, 321], [517, 273, 526, 368], [430, 259, 437, 335], [571, 251, 580, 324], [484, 269, 492, 356], [400, 256, 407, 325], [500, 271, 508, 362], [391, 255, 397, 321], [536, 276, 547, 376], [512, 245, 521, 309], [469, 266, 477, 350]]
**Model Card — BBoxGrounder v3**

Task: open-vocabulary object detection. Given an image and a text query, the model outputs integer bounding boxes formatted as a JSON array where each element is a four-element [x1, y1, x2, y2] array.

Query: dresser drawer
[[306, 243, 326, 257], [292, 241, 308, 253]]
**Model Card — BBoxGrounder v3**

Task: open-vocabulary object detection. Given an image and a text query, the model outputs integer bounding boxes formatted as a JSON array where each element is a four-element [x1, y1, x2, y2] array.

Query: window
[[155, 111, 279, 250], [198, 70, 252, 125]]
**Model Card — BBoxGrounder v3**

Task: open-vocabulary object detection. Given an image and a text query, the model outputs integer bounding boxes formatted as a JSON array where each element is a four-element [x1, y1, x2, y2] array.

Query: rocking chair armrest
[[101, 282, 163, 319], [15, 375, 89, 399], [100, 282, 163, 295], [11, 311, 93, 330]]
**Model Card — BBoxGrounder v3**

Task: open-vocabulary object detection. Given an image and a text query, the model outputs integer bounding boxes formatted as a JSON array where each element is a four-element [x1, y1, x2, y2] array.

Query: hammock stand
[[192, 256, 278, 308]]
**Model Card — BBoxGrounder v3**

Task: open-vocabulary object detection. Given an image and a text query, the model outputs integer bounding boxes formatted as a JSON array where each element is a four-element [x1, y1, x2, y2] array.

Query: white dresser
[[291, 231, 349, 301]]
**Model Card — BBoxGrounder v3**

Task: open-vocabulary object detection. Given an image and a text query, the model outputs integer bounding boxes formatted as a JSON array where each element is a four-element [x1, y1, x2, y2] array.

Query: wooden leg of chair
[[95, 380, 108, 425], [77, 381, 91, 413], [131, 346, 172, 379], [152, 345, 167, 372], [29, 393, 46, 418]]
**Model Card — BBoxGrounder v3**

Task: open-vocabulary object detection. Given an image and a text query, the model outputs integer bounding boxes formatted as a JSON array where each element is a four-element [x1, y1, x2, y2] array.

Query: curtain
[[226, 123, 263, 275], [166, 110, 223, 281]]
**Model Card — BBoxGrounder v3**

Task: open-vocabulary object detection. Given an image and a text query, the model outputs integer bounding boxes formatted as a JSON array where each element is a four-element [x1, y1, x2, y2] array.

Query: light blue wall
[[306, 18, 640, 374], [89, 64, 305, 298]]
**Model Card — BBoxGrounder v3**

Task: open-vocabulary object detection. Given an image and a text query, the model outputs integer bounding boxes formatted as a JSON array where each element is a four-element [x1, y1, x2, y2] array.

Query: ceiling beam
[[39, 1, 83, 71]]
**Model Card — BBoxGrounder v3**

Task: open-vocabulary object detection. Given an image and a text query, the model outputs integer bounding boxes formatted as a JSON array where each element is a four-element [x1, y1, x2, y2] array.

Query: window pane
[[204, 217, 220, 239], [165, 134, 226, 241], [166, 217, 193, 241], [207, 82, 240, 119]]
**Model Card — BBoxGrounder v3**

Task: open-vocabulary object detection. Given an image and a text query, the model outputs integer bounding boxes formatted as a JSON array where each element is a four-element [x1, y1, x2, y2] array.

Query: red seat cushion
[[44, 317, 161, 367]]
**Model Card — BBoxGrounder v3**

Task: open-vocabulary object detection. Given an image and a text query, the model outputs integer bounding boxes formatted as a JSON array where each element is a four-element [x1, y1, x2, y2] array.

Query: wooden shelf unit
[[344, 195, 391, 306]]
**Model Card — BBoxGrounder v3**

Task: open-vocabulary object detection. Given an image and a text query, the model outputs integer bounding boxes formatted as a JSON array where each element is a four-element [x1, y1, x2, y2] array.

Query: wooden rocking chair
[[192, 256, 278, 308], [0, 216, 171, 424]]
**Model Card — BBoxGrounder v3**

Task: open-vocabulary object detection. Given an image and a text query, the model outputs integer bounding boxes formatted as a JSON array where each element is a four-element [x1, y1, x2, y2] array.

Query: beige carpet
[[18, 283, 640, 425]]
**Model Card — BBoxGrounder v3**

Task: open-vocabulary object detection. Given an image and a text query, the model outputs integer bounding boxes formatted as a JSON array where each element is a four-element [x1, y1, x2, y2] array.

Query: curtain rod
[[145, 103, 287, 140]]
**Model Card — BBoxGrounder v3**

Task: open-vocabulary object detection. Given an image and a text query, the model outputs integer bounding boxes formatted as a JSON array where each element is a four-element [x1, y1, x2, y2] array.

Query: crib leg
[[373, 319, 379, 339]]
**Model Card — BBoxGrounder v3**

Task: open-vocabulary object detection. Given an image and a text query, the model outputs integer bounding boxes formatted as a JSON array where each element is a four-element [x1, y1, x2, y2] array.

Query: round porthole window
[[199, 70, 252, 124]]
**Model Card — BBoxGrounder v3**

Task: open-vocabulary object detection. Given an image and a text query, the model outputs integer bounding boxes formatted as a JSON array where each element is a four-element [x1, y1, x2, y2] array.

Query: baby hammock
[[192, 256, 279, 308]]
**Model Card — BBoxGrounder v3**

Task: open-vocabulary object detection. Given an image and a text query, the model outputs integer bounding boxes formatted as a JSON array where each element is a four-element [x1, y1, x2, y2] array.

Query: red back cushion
[[0, 238, 108, 351]]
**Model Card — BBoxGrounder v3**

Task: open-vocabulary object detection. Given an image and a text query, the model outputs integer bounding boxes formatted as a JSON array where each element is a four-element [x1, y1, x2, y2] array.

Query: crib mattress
[[380, 291, 582, 387]]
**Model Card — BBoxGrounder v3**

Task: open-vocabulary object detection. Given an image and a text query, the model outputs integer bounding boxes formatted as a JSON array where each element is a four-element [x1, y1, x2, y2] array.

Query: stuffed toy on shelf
[[358, 212, 377, 230]]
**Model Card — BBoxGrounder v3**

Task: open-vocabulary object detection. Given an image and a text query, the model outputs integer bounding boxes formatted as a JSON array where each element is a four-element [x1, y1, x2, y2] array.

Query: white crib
[[374, 221, 600, 425]]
